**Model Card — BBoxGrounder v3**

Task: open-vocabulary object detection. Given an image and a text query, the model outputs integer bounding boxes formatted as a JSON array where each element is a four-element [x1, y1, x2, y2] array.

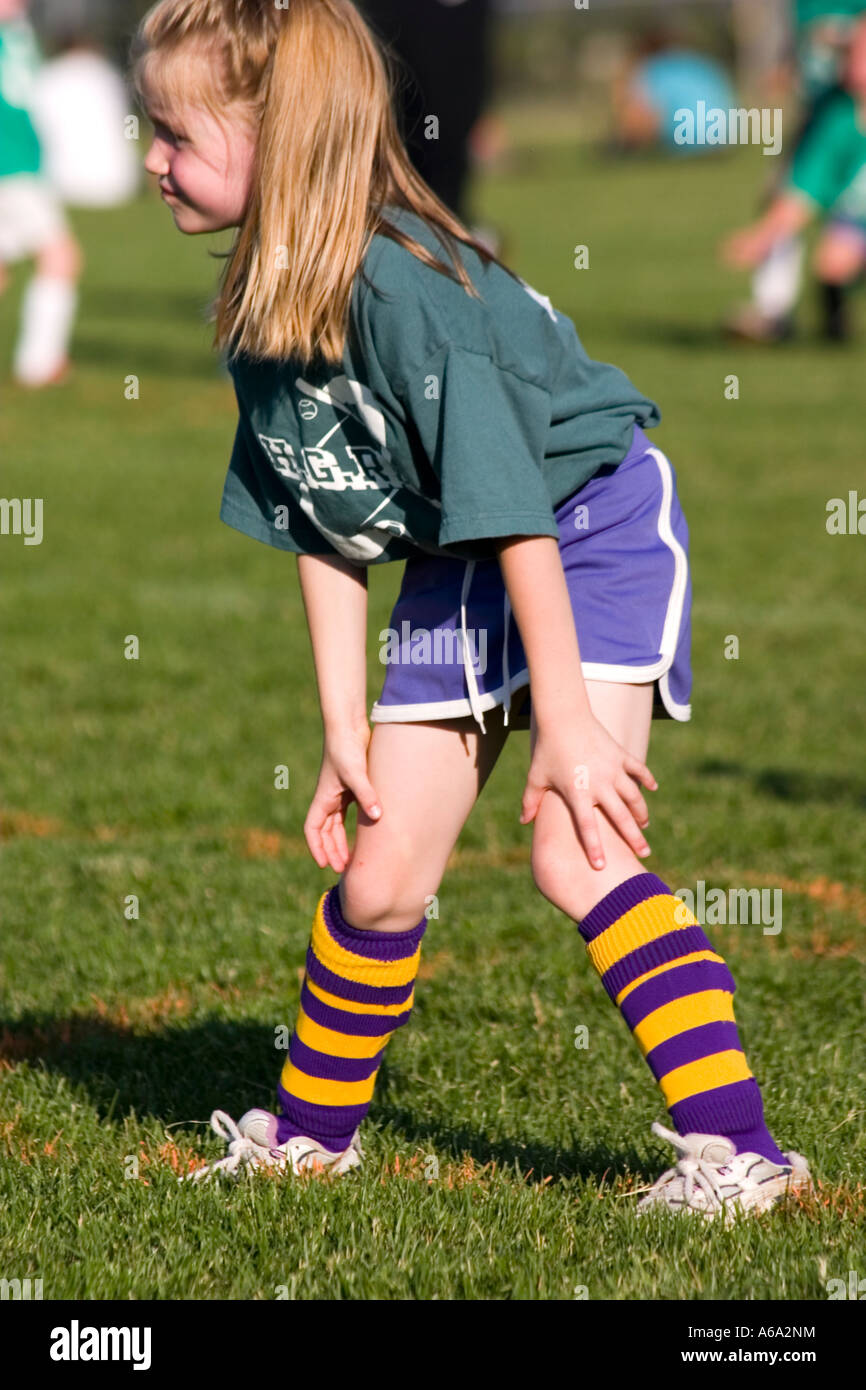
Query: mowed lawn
[[1, 127, 865, 1301]]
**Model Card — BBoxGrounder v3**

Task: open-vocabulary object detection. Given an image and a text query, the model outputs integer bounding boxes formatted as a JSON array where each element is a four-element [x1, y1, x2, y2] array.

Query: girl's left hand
[[720, 225, 770, 270], [518, 716, 658, 869]]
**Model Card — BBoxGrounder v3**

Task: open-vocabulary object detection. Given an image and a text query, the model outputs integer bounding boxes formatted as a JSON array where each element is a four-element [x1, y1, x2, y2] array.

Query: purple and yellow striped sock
[[275, 884, 426, 1152], [577, 872, 788, 1166]]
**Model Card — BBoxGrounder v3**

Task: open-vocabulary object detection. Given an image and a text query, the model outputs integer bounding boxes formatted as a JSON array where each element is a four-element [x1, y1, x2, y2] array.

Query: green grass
[[1, 137, 865, 1301]]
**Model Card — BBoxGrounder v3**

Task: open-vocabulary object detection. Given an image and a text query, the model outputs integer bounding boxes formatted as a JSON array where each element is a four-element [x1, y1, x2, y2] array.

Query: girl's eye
[[155, 122, 188, 147]]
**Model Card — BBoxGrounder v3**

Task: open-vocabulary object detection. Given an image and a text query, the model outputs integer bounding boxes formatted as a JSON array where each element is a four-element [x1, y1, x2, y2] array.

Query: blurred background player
[[796, 0, 866, 99], [611, 29, 736, 157], [357, 0, 505, 253], [0, 0, 82, 386], [725, 0, 866, 343], [31, 22, 140, 208], [723, 10, 866, 342]]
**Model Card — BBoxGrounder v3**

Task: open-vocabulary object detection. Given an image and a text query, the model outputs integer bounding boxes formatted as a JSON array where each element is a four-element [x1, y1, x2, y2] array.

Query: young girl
[[724, 14, 866, 343], [724, 3, 866, 344], [0, 0, 82, 386], [133, 0, 811, 1218]]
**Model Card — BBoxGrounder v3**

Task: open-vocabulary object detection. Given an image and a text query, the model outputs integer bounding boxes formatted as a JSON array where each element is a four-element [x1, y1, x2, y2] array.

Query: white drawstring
[[459, 561, 514, 733], [501, 591, 512, 727], [460, 559, 487, 734]]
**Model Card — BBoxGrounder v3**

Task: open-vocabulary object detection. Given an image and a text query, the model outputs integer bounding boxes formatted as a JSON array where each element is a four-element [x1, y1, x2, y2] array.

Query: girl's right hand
[[303, 723, 382, 873]]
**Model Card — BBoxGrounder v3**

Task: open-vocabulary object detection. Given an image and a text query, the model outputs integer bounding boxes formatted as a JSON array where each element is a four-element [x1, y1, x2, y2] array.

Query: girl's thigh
[[529, 680, 656, 920], [339, 712, 511, 931]]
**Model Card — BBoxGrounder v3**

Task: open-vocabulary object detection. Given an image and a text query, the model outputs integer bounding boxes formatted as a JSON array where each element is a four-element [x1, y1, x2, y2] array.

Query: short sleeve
[[218, 404, 339, 556], [397, 343, 560, 559]]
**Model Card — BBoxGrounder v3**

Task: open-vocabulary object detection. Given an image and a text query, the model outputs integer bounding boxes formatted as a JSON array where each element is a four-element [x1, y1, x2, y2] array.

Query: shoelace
[[655, 1153, 733, 1210], [634, 1123, 801, 1216], [182, 1110, 265, 1184], [636, 1123, 740, 1210], [181, 1110, 365, 1183]]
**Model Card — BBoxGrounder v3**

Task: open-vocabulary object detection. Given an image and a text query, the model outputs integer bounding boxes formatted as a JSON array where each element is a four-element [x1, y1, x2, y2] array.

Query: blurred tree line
[[27, 0, 783, 105]]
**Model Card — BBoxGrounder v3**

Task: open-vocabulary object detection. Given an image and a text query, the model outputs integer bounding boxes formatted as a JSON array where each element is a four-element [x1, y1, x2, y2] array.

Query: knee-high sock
[[819, 280, 849, 340], [577, 872, 788, 1165], [751, 236, 803, 320], [14, 275, 77, 384], [276, 884, 427, 1152]]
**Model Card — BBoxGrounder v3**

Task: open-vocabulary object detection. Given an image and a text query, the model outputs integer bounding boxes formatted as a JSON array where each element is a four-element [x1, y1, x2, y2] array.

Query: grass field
[[1, 129, 865, 1302]]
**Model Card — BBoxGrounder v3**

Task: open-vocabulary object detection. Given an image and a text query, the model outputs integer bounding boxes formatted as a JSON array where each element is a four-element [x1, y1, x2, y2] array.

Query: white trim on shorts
[[369, 443, 691, 726], [371, 670, 532, 725]]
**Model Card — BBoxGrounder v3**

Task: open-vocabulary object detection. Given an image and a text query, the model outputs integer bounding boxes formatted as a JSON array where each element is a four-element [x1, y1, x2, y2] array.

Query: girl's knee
[[814, 234, 863, 285], [531, 835, 594, 920], [37, 235, 83, 281], [530, 836, 562, 905], [337, 870, 432, 933], [531, 823, 643, 923]]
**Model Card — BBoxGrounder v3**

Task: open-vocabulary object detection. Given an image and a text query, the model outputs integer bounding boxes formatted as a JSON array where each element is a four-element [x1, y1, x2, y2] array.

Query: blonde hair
[[131, 0, 511, 366]]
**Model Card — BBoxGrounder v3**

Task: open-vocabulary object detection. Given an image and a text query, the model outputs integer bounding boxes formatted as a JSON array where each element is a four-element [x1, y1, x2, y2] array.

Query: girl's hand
[[519, 716, 658, 870], [303, 724, 382, 873], [720, 225, 772, 270]]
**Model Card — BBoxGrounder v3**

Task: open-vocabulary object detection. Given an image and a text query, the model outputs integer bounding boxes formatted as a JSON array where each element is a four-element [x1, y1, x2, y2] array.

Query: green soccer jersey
[[788, 86, 866, 222], [220, 204, 661, 566], [0, 19, 42, 179], [796, 0, 865, 28]]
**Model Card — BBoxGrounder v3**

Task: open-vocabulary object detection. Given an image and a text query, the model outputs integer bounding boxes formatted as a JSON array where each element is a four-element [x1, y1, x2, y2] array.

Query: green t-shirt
[[796, 0, 865, 27], [220, 205, 660, 566], [788, 87, 866, 221], [0, 20, 42, 179]]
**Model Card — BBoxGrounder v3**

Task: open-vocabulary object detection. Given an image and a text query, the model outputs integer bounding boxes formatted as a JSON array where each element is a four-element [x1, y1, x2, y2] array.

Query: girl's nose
[[143, 142, 168, 177]]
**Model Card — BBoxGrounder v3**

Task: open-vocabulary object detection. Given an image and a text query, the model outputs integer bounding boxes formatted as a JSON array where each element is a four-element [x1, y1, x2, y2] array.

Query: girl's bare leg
[[530, 680, 655, 921], [813, 225, 866, 285], [36, 233, 83, 281], [13, 233, 82, 386], [339, 712, 511, 932]]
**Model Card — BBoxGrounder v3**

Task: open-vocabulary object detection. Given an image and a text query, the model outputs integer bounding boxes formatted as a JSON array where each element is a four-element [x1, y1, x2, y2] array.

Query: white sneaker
[[181, 1109, 364, 1183], [635, 1121, 811, 1221]]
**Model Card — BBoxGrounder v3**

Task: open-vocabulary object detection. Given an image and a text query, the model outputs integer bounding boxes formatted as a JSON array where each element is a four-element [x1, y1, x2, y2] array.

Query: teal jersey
[[789, 87, 866, 222], [795, 0, 866, 28], [0, 19, 42, 178], [220, 205, 661, 566]]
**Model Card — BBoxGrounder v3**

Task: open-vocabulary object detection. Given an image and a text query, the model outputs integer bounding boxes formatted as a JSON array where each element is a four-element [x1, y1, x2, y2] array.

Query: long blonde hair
[[131, 0, 510, 366]]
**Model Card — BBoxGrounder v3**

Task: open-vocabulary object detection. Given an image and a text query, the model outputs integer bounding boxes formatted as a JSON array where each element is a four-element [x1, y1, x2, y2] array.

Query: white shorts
[[0, 174, 69, 263]]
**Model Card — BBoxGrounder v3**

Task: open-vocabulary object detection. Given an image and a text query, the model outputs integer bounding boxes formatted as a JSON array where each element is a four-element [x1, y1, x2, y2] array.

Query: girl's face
[[143, 98, 257, 234]]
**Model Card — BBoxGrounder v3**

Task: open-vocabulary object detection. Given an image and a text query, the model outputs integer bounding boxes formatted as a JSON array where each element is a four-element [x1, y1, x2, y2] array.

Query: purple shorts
[[370, 423, 691, 733]]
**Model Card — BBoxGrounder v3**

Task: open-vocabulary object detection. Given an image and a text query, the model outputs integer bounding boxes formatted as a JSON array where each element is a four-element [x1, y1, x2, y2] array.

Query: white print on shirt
[[258, 372, 438, 563], [253, 273, 559, 563], [258, 433, 394, 493]]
